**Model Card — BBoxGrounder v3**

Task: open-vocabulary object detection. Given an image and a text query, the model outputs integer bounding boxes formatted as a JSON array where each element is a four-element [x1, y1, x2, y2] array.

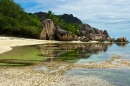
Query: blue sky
[[14, 0, 130, 41]]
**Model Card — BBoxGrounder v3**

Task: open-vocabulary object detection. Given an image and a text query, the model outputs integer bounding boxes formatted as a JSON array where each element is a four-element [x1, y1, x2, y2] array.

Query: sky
[[14, 0, 130, 41]]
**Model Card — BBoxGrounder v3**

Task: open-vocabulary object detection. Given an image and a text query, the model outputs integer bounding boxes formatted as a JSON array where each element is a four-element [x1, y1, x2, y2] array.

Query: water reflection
[[115, 43, 128, 47], [37, 43, 113, 62]]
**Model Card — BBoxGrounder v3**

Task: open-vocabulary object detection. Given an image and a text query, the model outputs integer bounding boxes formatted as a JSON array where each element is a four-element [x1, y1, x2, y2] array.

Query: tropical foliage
[[0, 0, 82, 38], [0, 0, 42, 38]]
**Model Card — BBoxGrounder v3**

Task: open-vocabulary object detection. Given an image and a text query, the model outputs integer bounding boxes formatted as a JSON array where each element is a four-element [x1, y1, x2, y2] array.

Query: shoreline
[[0, 36, 129, 54], [0, 36, 101, 54]]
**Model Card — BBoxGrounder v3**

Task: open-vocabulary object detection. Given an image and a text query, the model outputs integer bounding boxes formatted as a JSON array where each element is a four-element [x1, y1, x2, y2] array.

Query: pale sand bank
[[0, 36, 56, 54], [0, 36, 99, 54]]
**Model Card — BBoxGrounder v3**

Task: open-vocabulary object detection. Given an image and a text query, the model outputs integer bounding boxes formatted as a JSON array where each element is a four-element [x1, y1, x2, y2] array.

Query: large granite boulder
[[55, 26, 73, 41], [40, 19, 74, 41], [86, 33, 95, 40], [40, 19, 55, 40], [94, 34, 102, 41], [80, 37, 89, 42], [80, 24, 93, 31], [94, 28, 101, 35], [80, 31, 87, 36], [74, 35, 81, 41], [79, 24, 94, 36], [78, 24, 111, 42], [102, 30, 110, 39]]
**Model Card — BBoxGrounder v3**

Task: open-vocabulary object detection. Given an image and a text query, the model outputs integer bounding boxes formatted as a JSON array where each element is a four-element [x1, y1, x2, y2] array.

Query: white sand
[[0, 36, 58, 54], [0, 36, 94, 54]]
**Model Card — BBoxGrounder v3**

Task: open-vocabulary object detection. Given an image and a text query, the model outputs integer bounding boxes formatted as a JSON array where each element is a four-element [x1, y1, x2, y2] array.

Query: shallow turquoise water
[[65, 68, 130, 86]]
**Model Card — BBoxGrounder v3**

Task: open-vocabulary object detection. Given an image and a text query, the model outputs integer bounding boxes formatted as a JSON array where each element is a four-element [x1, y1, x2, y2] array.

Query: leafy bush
[[0, 0, 42, 38]]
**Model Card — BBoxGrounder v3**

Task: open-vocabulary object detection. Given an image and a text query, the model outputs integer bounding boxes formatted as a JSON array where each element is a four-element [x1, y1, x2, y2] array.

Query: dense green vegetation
[[0, 0, 42, 38], [0, 0, 82, 38]]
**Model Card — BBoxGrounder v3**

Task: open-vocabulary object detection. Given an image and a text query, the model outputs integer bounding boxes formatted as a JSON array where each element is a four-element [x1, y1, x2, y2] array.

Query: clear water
[[65, 68, 130, 86], [77, 43, 130, 63], [1, 43, 130, 86], [37, 43, 130, 86], [37, 43, 130, 63]]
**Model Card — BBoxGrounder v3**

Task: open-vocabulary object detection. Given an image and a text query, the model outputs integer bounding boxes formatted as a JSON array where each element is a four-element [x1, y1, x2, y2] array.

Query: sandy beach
[[0, 36, 127, 86], [0, 36, 100, 54], [0, 36, 52, 54]]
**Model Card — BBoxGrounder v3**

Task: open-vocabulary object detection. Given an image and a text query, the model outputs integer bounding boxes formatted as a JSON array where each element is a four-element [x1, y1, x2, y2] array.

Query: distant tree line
[[0, 0, 82, 38]]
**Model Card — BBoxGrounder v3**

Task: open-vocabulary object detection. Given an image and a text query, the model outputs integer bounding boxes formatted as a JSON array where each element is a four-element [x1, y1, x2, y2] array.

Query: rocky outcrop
[[77, 24, 111, 41], [55, 26, 73, 41], [40, 19, 73, 41], [80, 24, 93, 31], [40, 19, 55, 40], [102, 30, 110, 38], [115, 37, 129, 42], [79, 24, 94, 36], [40, 19, 129, 42]]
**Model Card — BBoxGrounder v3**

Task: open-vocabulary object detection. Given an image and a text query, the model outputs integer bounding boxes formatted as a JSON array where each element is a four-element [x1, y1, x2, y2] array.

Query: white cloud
[[15, 0, 130, 20]]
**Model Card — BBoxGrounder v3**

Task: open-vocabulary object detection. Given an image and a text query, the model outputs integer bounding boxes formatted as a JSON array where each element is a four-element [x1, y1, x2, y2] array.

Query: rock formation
[[76, 24, 111, 41], [40, 19, 73, 41], [115, 37, 129, 42], [40, 19, 129, 42], [55, 26, 73, 41], [40, 19, 55, 40]]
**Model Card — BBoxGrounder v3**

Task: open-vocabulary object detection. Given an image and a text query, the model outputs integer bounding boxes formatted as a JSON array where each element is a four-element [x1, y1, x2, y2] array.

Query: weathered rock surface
[[40, 19, 55, 40], [40, 19, 129, 42], [102, 30, 110, 38], [40, 19, 73, 41], [78, 24, 111, 41], [55, 26, 73, 41], [115, 37, 129, 42]]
